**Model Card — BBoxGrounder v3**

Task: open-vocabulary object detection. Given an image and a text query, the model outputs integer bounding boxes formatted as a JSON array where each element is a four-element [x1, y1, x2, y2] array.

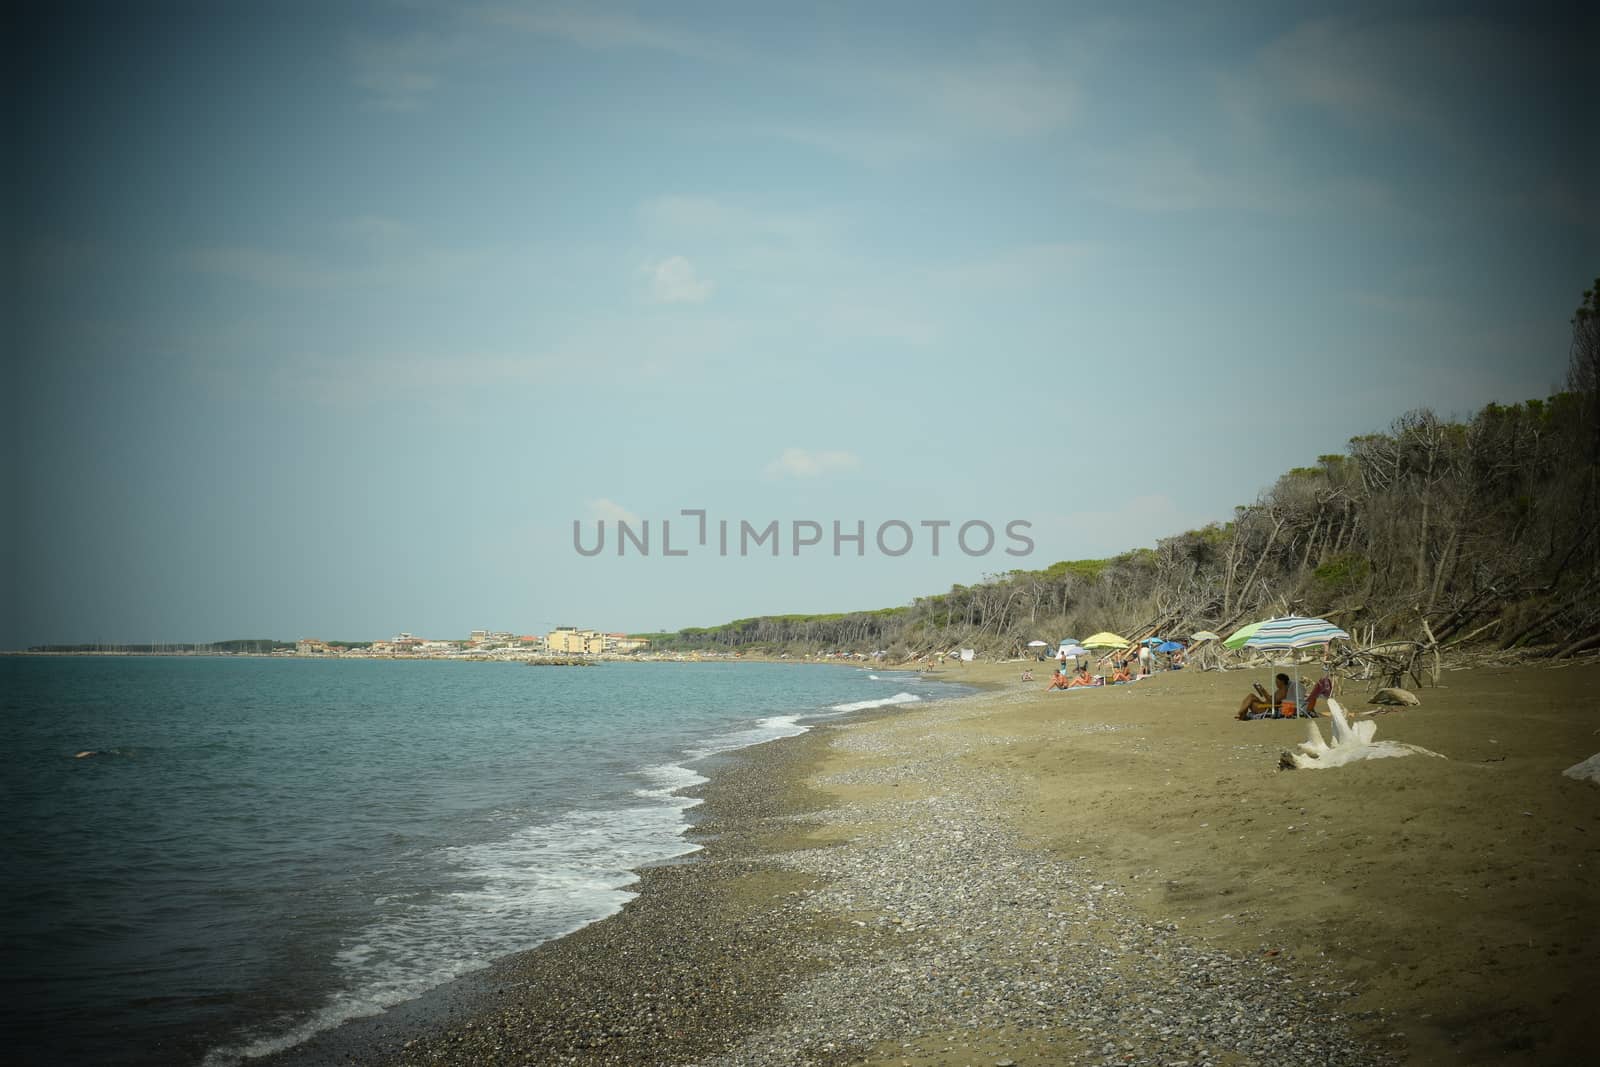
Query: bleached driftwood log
[[1280, 698, 1446, 770], [1563, 753, 1600, 786]]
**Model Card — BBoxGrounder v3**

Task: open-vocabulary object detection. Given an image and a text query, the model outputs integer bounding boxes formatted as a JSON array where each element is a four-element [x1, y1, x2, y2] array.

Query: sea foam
[[828, 692, 922, 713]]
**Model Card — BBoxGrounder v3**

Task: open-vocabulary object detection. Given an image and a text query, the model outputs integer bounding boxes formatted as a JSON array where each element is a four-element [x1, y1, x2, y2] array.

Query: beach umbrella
[[1242, 616, 1350, 651], [1156, 640, 1183, 653], [1242, 616, 1350, 715], [1082, 632, 1130, 648], [1191, 631, 1220, 643], [1060, 644, 1089, 658], [1223, 620, 1266, 649], [1141, 636, 1164, 646], [1027, 640, 1049, 647]]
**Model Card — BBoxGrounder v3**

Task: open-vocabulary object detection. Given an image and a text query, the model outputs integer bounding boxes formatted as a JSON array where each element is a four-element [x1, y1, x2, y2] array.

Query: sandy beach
[[277, 659, 1600, 1066]]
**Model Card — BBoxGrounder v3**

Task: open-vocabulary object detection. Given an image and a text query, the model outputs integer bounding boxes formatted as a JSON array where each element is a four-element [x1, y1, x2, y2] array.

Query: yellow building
[[547, 627, 605, 654]]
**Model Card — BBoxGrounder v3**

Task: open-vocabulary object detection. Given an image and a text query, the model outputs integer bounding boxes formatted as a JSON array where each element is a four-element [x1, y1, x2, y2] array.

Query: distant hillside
[[647, 278, 1600, 659]]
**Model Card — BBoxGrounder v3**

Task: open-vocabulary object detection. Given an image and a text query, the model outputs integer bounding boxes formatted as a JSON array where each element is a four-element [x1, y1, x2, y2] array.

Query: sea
[[0, 655, 964, 1065]]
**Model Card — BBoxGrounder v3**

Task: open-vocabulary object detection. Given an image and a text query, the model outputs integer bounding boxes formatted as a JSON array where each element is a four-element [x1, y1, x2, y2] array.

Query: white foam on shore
[[205, 679, 934, 1066], [828, 691, 922, 713], [682, 713, 809, 760], [204, 796, 704, 1066], [634, 761, 709, 801]]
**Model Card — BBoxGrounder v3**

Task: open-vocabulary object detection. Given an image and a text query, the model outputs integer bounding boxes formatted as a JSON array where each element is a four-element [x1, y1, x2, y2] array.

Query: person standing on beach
[[1137, 643, 1152, 677]]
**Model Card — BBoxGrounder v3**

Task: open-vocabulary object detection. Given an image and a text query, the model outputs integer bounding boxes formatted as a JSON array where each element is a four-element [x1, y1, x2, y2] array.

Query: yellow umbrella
[[1082, 631, 1131, 648]]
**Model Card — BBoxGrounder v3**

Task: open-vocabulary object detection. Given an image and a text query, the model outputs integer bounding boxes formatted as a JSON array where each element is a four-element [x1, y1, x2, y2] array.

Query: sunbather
[[1069, 664, 1102, 687], [1237, 673, 1291, 719]]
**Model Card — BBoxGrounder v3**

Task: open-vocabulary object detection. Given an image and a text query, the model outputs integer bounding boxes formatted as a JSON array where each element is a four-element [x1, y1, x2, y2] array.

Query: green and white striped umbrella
[[1222, 621, 1265, 649], [1241, 616, 1350, 650]]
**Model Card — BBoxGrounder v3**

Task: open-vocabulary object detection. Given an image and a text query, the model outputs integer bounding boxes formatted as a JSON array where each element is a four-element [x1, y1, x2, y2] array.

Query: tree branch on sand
[[1279, 698, 1446, 770]]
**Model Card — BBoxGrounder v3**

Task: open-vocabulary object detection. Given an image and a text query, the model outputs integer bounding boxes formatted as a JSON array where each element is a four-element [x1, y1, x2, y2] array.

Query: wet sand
[[267, 659, 1599, 1066]]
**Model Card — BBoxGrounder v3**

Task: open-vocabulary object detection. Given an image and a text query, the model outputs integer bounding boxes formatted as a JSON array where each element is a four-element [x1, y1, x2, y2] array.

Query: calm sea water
[[0, 656, 961, 1065]]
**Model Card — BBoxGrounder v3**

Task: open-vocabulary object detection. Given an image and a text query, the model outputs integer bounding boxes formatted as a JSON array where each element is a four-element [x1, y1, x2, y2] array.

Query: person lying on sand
[[1237, 673, 1291, 719]]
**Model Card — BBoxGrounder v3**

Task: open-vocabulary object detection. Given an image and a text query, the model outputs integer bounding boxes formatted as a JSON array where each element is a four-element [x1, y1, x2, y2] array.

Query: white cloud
[[586, 498, 641, 525], [349, 32, 464, 110], [647, 256, 714, 303], [188, 246, 348, 290], [185, 235, 489, 291], [642, 196, 833, 249], [764, 448, 862, 479], [910, 58, 1078, 137], [476, 4, 735, 62]]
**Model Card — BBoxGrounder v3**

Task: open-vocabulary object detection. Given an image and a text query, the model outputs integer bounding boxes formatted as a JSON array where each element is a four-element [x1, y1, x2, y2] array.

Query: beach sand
[[279, 659, 1599, 1066]]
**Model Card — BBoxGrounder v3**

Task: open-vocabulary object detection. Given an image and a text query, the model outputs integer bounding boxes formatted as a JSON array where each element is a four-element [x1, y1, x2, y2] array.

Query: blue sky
[[8, 1, 1597, 647]]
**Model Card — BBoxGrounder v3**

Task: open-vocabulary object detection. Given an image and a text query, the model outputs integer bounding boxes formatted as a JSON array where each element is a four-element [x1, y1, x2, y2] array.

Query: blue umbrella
[[1156, 641, 1183, 653], [1141, 637, 1164, 646]]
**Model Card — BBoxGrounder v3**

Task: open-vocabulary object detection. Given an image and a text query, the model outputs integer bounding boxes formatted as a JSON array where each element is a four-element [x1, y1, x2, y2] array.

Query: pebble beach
[[273, 660, 1600, 1066]]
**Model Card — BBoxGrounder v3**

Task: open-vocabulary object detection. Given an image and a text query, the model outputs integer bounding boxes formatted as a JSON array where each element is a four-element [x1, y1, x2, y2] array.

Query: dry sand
[[831, 659, 1600, 1064]]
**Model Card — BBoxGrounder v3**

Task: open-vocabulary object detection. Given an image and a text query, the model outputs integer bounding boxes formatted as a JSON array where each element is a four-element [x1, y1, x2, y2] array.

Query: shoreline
[[257, 709, 874, 1066], [260, 661, 1598, 1066]]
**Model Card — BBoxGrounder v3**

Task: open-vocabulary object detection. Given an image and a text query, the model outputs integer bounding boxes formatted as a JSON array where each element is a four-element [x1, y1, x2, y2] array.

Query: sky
[[6, 1, 1597, 648]]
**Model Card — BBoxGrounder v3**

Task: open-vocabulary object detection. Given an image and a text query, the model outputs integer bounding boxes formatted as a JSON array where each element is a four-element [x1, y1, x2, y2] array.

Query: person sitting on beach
[[1237, 673, 1291, 719], [1069, 664, 1102, 687], [1047, 668, 1070, 690], [1111, 663, 1132, 683], [1021, 669, 1034, 682]]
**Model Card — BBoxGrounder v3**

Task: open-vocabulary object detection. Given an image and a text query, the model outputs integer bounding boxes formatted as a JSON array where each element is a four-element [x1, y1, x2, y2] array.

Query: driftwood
[[1419, 617, 1442, 686], [1280, 698, 1445, 770], [1328, 641, 1426, 688], [1564, 753, 1600, 786], [1554, 631, 1600, 659]]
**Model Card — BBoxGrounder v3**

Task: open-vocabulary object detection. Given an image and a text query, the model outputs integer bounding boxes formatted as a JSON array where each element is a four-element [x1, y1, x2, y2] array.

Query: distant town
[[296, 627, 650, 659], [17, 628, 652, 660]]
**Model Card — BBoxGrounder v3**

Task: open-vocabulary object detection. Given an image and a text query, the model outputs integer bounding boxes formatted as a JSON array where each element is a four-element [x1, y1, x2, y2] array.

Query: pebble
[[338, 694, 1387, 1067]]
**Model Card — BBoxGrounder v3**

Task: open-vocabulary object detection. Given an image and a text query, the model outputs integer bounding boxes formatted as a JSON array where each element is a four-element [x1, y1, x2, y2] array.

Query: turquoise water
[[0, 656, 959, 1065]]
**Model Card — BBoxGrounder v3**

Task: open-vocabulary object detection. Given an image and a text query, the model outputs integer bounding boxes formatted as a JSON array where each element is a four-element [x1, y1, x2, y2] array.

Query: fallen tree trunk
[[1553, 631, 1600, 660]]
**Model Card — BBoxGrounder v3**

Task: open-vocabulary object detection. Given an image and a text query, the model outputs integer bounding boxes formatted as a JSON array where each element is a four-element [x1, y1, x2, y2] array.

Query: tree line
[[646, 278, 1600, 660]]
